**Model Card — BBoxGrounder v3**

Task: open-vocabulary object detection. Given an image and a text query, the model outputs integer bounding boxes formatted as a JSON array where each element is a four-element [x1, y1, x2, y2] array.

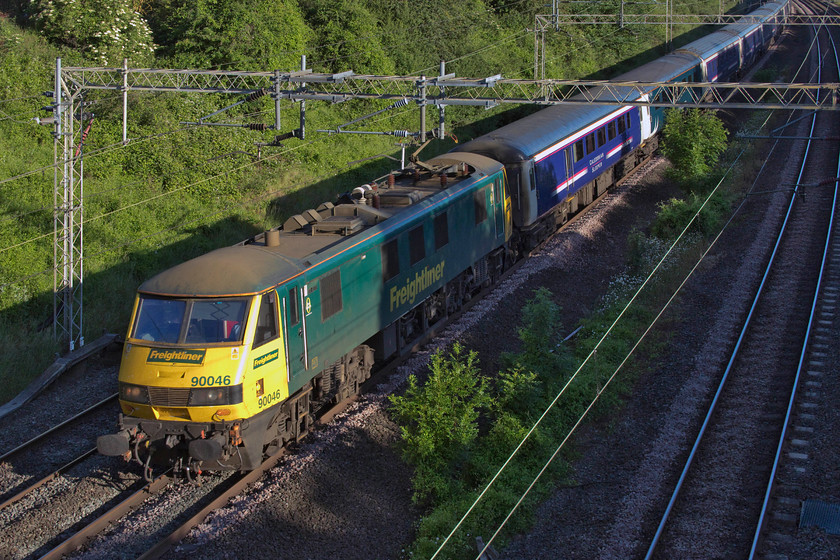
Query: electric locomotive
[[97, 152, 512, 476]]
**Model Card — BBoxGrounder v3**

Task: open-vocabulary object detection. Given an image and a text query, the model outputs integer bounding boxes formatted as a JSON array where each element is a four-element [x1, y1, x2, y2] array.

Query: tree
[[30, 0, 155, 64], [299, 0, 394, 74], [661, 108, 728, 186], [146, 0, 313, 70]]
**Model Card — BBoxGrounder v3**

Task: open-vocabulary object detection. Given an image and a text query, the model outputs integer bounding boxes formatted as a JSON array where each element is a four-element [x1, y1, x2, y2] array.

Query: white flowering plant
[[30, 0, 155, 64]]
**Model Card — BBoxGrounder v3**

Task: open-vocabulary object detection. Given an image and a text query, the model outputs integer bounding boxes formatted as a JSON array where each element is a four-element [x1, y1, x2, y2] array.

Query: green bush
[[389, 343, 492, 504], [661, 108, 728, 186], [651, 190, 730, 240], [501, 287, 568, 377], [392, 289, 579, 558]]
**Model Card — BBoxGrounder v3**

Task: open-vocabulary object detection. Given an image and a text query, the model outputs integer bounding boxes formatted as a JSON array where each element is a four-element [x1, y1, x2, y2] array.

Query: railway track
[[0, 393, 117, 510], [644, 3, 840, 557], [27, 393, 357, 559]]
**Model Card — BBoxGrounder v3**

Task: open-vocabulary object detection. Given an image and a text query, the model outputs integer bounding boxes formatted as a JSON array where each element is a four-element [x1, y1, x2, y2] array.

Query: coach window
[[585, 132, 595, 154], [382, 239, 400, 282], [625, 114, 631, 130], [597, 127, 606, 147], [434, 212, 449, 250], [474, 187, 488, 224], [409, 225, 425, 265], [607, 121, 617, 141], [617, 115, 626, 134], [254, 292, 278, 348], [574, 140, 585, 162]]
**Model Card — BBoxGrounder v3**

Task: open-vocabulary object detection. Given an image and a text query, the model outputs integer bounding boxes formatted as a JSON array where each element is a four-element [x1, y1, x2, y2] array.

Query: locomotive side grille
[[148, 386, 191, 407]]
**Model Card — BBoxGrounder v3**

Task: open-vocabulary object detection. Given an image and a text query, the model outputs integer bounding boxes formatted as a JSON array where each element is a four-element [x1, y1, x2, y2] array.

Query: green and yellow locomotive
[[97, 152, 512, 476]]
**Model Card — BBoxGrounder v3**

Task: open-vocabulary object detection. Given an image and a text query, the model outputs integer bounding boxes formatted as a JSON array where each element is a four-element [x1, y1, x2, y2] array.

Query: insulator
[[390, 98, 410, 109], [245, 88, 268, 102], [247, 123, 268, 131], [440, 174, 448, 187], [387, 174, 395, 187], [413, 169, 420, 185], [392, 130, 411, 137]]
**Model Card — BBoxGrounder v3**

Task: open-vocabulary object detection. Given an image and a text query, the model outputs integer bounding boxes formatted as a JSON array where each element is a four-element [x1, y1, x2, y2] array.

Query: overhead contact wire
[[444, 24, 810, 560]]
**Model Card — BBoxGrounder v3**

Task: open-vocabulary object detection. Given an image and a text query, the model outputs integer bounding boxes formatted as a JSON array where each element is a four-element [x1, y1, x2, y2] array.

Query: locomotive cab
[[97, 288, 291, 476]]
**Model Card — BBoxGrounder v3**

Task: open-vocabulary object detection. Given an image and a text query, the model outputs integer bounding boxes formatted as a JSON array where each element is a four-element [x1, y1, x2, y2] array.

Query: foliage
[[298, 0, 394, 74], [145, 0, 312, 70], [389, 344, 491, 503], [391, 289, 580, 558], [29, 0, 154, 64], [661, 108, 728, 186], [501, 286, 568, 378]]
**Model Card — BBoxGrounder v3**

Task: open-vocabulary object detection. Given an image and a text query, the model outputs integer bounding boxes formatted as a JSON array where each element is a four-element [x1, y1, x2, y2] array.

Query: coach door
[[639, 94, 653, 141], [281, 283, 308, 381], [565, 148, 574, 199]]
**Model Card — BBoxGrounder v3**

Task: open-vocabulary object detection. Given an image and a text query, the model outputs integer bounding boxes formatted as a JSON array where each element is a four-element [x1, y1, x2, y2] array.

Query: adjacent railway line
[[0, 393, 117, 510], [644, 2, 840, 557]]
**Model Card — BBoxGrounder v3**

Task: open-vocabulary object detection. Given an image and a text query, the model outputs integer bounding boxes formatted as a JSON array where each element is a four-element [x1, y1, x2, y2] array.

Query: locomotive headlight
[[119, 382, 149, 404], [189, 384, 244, 406]]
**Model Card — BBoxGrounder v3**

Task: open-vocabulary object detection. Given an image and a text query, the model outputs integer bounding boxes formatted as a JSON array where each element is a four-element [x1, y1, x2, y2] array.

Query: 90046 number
[[258, 389, 283, 409], [191, 375, 231, 387]]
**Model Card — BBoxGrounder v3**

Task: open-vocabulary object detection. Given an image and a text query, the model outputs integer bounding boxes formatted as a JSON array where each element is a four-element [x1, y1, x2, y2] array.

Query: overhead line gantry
[[48, 25, 840, 349]]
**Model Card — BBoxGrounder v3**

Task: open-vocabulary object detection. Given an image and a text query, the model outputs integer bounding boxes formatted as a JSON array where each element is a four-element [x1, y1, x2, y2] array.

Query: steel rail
[[748, 8, 840, 557], [644, 6, 825, 558], [0, 392, 117, 462], [136, 451, 286, 560], [37, 472, 173, 560], [0, 447, 97, 511]]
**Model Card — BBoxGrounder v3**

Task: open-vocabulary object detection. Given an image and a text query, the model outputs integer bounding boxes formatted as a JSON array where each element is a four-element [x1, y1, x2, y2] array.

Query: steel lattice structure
[[61, 66, 838, 109], [53, 59, 85, 350], [537, 13, 840, 26]]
